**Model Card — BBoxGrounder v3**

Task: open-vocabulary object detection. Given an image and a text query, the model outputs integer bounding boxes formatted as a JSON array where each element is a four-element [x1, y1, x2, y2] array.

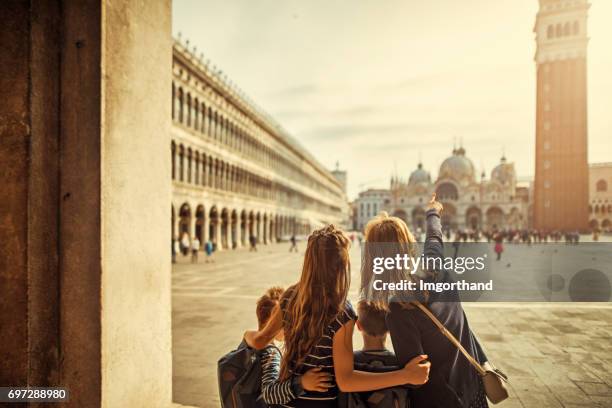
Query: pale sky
[[173, 0, 612, 199]]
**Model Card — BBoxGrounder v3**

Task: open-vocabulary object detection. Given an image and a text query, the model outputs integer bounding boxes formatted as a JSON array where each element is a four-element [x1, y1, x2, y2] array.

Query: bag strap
[[411, 302, 486, 376]]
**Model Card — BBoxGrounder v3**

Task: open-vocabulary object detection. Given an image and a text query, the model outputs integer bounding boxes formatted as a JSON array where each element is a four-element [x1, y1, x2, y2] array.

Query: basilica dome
[[491, 156, 516, 187], [438, 147, 476, 184], [408, 163, 431, 185]]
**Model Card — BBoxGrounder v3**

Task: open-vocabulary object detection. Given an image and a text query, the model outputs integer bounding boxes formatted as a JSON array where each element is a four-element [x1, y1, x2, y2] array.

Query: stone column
[[0, 1, 172, 407], [215, 221, 223, 252], [203, 217, 210, 244], [234, 218, 242, 248], [257, 218, 262, 243]]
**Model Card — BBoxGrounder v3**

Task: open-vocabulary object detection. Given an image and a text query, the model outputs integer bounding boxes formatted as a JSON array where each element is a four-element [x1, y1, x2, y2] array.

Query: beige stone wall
[[0, 1, 173, 406], [100, 1, 172, 407]]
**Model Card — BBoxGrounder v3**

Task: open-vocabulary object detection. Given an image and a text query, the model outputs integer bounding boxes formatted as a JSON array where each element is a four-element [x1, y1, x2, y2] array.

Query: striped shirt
[[280, 294, 357, 405], [260, 344, 299, 406]]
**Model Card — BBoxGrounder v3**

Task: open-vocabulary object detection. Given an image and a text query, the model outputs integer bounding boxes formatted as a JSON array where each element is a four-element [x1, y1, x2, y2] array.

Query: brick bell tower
[[533, 0, 590, 231]]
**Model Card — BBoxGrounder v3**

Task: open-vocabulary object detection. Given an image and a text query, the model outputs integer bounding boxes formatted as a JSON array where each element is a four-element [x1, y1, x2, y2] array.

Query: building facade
[[533, 0, 590, 231], [171, 40, 347, 249], [383, 148, 529, 232], [354, 189, 390, 231], [589, 162, 612, 232]]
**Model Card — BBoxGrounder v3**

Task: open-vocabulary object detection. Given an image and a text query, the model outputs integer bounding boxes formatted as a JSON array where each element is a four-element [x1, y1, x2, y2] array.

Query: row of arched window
[[547, 21, 579, 39], [171, 82, 342, 201], [171, 141, 342, 215], [590, 204, 612, 214]]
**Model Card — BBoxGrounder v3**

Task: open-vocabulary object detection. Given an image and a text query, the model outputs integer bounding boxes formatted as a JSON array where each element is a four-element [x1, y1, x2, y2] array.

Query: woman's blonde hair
[[360, 211, 424, 309], [280, 224, 351, 380]]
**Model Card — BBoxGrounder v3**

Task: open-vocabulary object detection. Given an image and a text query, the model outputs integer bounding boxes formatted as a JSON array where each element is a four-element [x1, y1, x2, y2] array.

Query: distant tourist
[[249, 234, 257, 252], [204, 239, 214, 263], [191, 236, 200, 263], [289, 235, 298, 252], [180, 232, 190, 256], [494, 232, 504, 261]]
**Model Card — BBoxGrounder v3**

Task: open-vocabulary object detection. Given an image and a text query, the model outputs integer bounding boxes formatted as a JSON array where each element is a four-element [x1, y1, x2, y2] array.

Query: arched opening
[[240, 210, 247, 246], [440, 202, 457, 230], [171, 141, 176, 180], [485, 206, 504, 230], [573, 21, 579, 35], [194, 152, 200, 185], [178, 144, 185, 182], [602, 219, 611, 231], [171, 204, 176, 240], [186, 93, 192, 127], [563, 22, 571, 36], [231, 209, 238, 249], [269, 216, 275, 243], [411, 207, 426, 231], [193, 97, 199, 129], [195, 205, 205, 245], [256, 212, 261, 243], [178, 87, 184, 123], [179, 203, 191, 255], [172, 83, 176, 119], [547, 25, 554, 39], [263, 213, 269, 244], [436, 182, 459, 201], [465, 206, 482, 230], [248, 211, 255, 239]]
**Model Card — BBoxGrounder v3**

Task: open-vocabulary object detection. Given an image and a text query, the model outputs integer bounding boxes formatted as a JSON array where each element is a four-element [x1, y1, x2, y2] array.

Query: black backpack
[[341, 387, 409, 408], [217, 340, 269, 408], [338, 352, 410, 408]]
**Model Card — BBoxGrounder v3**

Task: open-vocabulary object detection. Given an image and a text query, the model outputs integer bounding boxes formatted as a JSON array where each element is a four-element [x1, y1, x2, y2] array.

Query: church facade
[[380, 147, 530, 232]]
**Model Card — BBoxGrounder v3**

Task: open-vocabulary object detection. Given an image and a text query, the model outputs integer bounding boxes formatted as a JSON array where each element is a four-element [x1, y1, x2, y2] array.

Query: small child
[[354, 300, 397, 369], [337, 301, 410, 408], [255, 287, 332, 405]]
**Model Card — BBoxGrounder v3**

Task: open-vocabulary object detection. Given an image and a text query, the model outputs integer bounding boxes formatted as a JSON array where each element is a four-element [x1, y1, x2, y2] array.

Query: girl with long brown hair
[[244, 224, 430, 407], [361, 194, 490, 408]]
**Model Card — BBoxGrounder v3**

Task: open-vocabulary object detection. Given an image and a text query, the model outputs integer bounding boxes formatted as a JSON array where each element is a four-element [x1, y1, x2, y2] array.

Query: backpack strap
[[411, 302, 486, 376]]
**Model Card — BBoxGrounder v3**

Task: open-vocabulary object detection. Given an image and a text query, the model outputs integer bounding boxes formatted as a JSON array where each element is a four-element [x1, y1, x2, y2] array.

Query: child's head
[[356, 300, 388, 343], [256, 286, 284, 330]]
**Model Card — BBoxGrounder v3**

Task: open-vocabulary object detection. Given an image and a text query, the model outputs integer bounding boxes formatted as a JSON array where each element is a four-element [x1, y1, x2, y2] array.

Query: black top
[[280, 292, 357, 404], [386, 209, 487, 408]]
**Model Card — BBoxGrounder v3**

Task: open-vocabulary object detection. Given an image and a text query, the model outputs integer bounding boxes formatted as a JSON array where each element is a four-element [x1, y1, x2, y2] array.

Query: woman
[[361, 194, 489, 408], [244, 225, 431, 407]]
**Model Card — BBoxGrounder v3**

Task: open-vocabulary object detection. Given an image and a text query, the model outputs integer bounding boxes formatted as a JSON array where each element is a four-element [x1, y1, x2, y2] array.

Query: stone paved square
[[172, 243, 612, 408]]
